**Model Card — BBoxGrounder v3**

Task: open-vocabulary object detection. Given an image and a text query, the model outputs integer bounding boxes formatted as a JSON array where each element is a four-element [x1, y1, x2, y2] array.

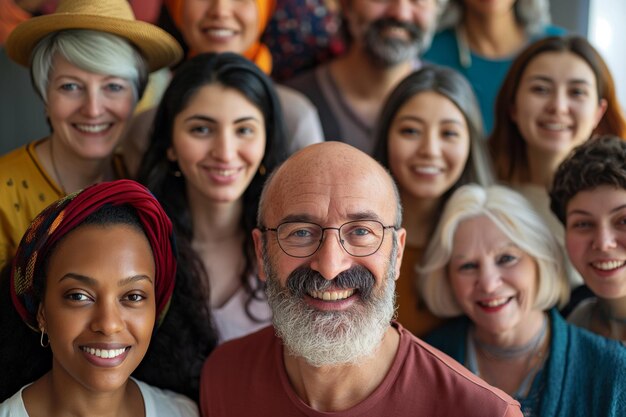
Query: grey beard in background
[[364, 17, 434, 67], [263, 240, 398, 367]]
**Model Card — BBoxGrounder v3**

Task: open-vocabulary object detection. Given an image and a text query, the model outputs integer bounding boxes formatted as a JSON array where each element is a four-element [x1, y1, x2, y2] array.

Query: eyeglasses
[[260, 220, 397, 258]]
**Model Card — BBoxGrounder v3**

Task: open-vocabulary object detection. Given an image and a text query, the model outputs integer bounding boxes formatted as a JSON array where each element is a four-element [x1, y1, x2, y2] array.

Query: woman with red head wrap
[[0, 180, 206, 414]]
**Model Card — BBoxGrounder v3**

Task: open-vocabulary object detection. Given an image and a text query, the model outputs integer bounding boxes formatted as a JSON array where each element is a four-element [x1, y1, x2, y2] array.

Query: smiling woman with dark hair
[[138, 52, 288, 344], [0, 180, 198, 416]]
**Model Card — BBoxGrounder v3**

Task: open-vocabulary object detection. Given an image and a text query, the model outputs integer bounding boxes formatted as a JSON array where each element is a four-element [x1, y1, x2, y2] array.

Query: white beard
[[263, 243, 398, 367]]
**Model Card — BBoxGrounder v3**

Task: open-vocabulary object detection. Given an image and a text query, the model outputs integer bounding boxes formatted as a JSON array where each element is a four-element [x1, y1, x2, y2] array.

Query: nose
[[387, 0, 413, 22], [207, 0, 230, 17], [90, 299, 125, 335], [210, 131, 236, 161], [309, 229, 353, 280], [476, 262, 501, 294], [417, 131, 440, 157], [593, 225, 617, 251], [547, 89, 569, 114], [81, 89, 104, 118]]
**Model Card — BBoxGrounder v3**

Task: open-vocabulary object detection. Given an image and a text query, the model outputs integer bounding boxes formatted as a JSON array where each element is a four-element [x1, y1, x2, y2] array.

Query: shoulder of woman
[[133, 379, 199, 417], [0, 383, 31, 417]]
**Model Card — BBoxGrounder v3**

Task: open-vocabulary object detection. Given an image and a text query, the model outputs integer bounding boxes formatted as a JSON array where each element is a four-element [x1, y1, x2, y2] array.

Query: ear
[[393, 228, 407, 281], [37, 303, 46, 332], [593, 98, 608, 128], [166, 146, 177, 162], [252, 228, 267, 282]]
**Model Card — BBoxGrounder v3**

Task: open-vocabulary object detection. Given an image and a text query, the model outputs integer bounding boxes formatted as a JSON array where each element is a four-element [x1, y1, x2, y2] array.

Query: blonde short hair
[[31, 29, 148, 103], [419, 184, 569, 317]]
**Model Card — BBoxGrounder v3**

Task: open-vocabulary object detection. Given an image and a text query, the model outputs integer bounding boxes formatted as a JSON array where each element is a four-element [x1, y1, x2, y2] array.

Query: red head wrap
[[10, 179, 177, 331]]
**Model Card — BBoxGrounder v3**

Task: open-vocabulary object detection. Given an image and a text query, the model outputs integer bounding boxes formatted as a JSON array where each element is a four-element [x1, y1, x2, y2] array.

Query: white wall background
[[588, 0, 626, 108]]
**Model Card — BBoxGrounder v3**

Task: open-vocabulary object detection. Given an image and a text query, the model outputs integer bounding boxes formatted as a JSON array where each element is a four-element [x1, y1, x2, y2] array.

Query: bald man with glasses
[[199, 142, 522, 417]]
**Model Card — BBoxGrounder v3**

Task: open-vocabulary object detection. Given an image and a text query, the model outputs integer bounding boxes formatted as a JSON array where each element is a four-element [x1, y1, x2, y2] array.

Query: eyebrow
[[527, 75, 592, 85], [183, 115, 261, 124], [59, 273, 153, 287], [396, 115, 463, 126], [278, 211, 385, 225], [184, 115, 216, 123], [346, 211, 385, 223], [568, 204, 626, 217], [53, 74, 127, 83]]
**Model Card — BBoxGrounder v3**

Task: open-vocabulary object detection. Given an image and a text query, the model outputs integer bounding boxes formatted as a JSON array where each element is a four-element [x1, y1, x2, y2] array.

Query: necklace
[[473, 315, 548, 360], [598, 302, 626, 324], [467, 315, 549, 398], [596, 302, 626, 342], [49, 140, 67, 194]]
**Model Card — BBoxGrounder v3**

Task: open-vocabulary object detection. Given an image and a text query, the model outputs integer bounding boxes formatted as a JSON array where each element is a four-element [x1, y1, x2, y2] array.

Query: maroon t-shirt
[[200, 322, 521, 416]]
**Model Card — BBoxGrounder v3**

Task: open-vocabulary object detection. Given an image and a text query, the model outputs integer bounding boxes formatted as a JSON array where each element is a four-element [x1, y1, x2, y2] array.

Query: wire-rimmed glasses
[[260, 220, 397, 258]]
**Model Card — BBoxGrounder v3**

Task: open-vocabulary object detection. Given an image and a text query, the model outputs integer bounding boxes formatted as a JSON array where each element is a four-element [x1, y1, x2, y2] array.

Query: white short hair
[[419, 184, 569, 317], [31, 29, 148, 103]]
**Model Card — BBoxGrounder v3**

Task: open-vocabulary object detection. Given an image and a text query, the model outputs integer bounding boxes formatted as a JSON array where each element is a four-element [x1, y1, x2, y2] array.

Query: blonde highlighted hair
[[419, 184, 569, 317]]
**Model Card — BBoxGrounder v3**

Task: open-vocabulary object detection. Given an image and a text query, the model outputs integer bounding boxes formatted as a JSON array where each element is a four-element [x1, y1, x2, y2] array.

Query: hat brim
[[6, 13, 183, 72]]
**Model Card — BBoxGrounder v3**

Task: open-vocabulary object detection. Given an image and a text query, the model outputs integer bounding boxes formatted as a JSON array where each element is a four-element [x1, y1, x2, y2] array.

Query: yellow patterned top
[[0, 140, 63, 271], [0, 140, 128, 271]]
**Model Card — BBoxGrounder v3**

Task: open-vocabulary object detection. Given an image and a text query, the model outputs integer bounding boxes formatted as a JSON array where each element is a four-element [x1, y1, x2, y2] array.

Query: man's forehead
[[266, 173, 394, 225], [260, 142, 396, 223]]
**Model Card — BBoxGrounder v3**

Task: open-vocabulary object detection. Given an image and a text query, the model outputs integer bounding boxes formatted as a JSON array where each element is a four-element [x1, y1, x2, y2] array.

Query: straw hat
[[5, 0, 183, 72]]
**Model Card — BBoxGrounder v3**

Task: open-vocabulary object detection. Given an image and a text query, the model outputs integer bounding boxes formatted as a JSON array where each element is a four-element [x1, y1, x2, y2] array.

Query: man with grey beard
[[287, 0, 446, 154], [199, 142, 522, 417]]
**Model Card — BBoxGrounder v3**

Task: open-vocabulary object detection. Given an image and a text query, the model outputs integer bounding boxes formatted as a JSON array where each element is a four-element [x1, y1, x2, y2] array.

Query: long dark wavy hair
[[137, 53, 287, 330]]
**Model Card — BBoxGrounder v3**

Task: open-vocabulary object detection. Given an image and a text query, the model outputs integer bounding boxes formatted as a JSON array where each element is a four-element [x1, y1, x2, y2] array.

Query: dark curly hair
[[550, 135, 626, 225]]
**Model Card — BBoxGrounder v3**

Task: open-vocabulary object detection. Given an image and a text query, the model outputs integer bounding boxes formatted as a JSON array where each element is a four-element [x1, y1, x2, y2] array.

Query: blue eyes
[[350, 228, 371, 236], [106, 83, 125, 92], [456, 254, 517, 272], [58, 82, 126, 93], [458, 262, 477, 271], [292, 229, 314, 238], [60, 83, 79, 91]]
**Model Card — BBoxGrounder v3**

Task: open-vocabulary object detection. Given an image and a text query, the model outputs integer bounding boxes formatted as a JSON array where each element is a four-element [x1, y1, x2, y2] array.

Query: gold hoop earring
[[258, 164, 266, 176], [40, 330, 49, 348]]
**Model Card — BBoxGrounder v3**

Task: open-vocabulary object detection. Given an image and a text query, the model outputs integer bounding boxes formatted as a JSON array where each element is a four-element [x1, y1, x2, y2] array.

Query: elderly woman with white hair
[[420, 184, 626, 417], [423, 0, 565, 133], [0, 0, 182, 270]]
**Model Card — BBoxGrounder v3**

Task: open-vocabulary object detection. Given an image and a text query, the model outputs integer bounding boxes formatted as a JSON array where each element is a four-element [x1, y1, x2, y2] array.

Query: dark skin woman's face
[[37, 224, 156, 394]]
